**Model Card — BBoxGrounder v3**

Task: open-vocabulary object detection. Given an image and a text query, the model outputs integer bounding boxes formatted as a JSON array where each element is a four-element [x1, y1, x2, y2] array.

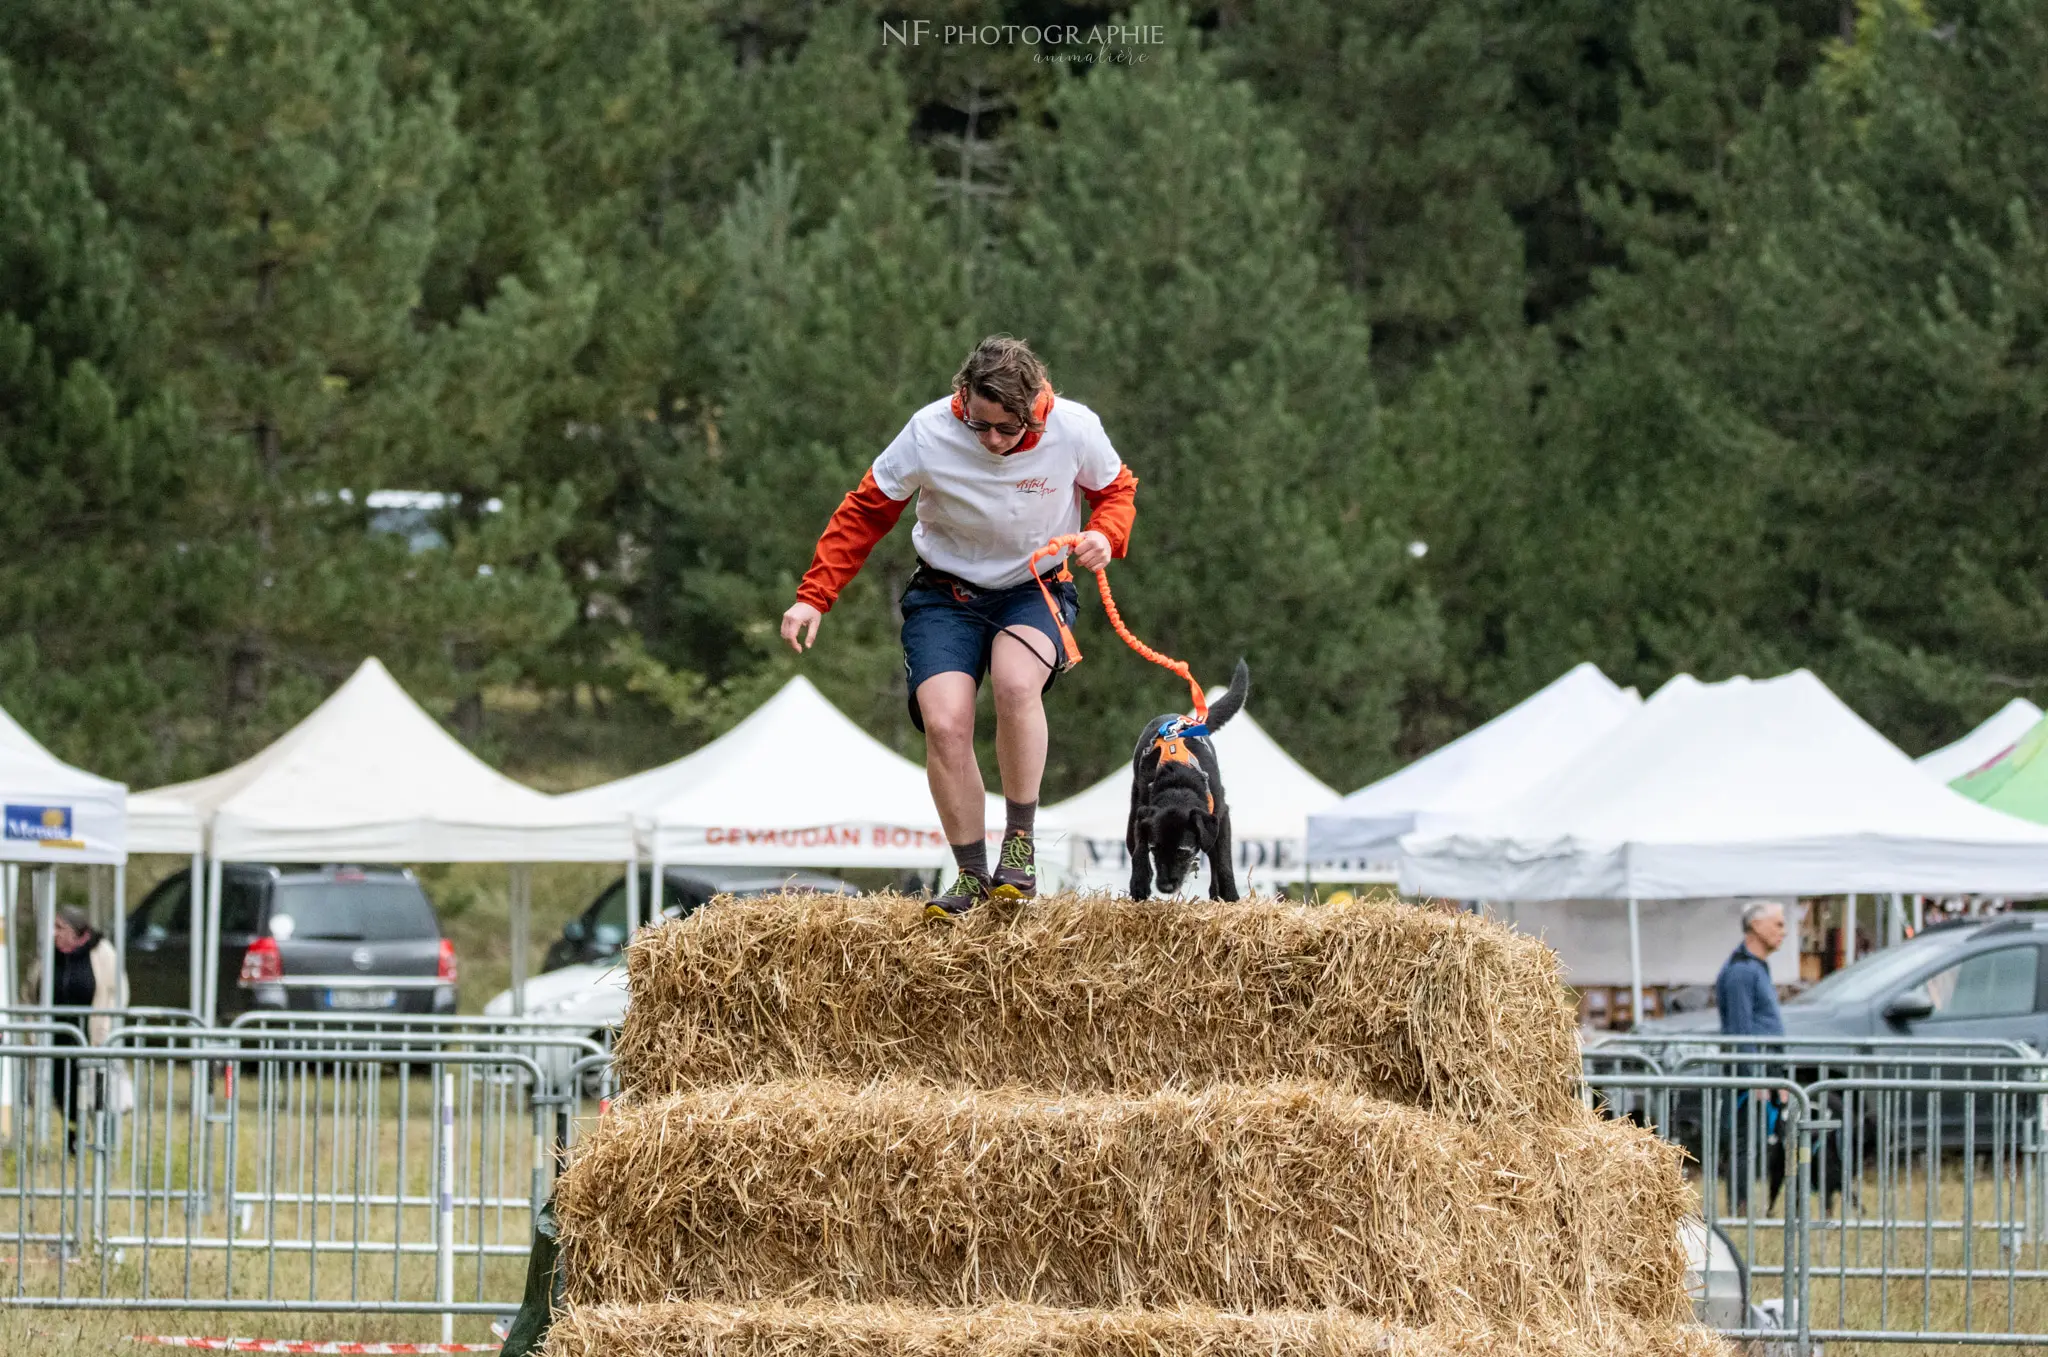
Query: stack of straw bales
[[545, 891, 1722, 1357]]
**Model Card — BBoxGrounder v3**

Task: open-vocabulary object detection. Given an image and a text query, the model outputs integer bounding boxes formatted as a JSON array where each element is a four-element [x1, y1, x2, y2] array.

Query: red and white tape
[[128, 1339, 499, 1353]]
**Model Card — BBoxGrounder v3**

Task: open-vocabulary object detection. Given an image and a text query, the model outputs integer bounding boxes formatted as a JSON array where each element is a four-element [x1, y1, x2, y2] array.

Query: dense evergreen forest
[[3, 0, 2043, 796]]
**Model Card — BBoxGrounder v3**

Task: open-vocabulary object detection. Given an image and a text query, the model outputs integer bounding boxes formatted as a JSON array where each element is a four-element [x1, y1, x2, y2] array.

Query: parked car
[[540, 866, 857, 972], [127, 864, 456, 1021]]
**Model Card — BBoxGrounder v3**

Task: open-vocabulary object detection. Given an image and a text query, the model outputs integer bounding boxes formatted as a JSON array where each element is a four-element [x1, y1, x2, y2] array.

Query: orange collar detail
[[951, 383, 1055, 451]]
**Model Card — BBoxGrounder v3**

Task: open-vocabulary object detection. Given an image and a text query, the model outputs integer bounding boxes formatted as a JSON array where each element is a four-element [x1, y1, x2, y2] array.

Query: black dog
[[1127, 659, 1250, 901]]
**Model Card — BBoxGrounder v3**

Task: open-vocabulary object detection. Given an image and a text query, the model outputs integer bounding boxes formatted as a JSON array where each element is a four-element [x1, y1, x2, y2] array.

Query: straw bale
[[610, 890, 1579, 1122], [542, 1299, 1731, 1357], [553, 1080, 1690, 1329]]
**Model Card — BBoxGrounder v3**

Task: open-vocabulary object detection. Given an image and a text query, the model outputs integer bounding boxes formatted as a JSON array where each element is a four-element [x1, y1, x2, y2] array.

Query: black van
[[127, 864, 457, 1020]]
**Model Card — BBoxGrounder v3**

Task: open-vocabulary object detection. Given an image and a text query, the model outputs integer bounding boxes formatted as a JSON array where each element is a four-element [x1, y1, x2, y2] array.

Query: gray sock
[[951, 839, 988, 877], [1005, 798, 1037, 839]]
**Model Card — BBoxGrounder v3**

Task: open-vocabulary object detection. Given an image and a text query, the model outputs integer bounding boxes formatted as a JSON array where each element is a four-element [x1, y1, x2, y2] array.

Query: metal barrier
[[1586, 1070, 1814, 1350], [10, 1022, 2048, 1351], [1587, 1036, 2048, 1351], [226, 1011, 614, 1095], [0, 1026, 614, 1331]]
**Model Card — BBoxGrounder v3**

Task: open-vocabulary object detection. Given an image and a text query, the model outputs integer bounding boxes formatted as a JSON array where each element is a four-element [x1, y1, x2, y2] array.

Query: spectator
[[1717, 900, 1787, 1037], [1715, 899, 1788, 1214], [46, 903, 127, 1152]]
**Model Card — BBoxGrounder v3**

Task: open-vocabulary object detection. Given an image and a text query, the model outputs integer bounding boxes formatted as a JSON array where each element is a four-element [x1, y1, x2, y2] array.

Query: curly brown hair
[[953, 335, 1052, 431]]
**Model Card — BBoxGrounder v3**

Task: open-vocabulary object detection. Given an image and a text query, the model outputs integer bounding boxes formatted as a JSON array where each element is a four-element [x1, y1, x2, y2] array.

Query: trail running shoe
[[990, 832, 1037, 900], [925, 869, 994, 920]]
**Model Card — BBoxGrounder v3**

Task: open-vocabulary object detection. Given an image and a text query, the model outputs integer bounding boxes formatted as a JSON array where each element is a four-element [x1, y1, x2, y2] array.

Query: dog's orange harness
[[1152, 715, 1214, 812], [1027, 534, 1209, 724]]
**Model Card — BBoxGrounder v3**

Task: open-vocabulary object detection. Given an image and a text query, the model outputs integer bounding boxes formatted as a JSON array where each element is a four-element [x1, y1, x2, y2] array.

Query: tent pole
[[1626, 897, 1644, 1030], [1913, 894, 1924, 934], [1887, 892, 1902, 948], [35, 868, 54, 1144], [648, 843, 664, 935], [113, 861, 127, 1013], [623, 814, 640, 936], [2, 864, 14, 1012], [508, 866, 529, 1019], [203, 857, 223, 1026], [187, 852, 205, 1019], [1845, 894, 1858, 966], [38, 868, 55, 1010], [625, 845, 640, 938], [0, 865, 12, 1127]]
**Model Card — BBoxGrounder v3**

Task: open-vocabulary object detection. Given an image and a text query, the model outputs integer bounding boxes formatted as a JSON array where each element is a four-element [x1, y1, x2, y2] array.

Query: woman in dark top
[[47, 903, 123, 1152]]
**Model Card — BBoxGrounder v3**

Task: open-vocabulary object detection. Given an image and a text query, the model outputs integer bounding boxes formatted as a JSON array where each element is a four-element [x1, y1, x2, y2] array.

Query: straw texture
[[552, 1079, 1690, 1328], [541, 1300, 1731, 1357], [610, 890, 1580, 1123]]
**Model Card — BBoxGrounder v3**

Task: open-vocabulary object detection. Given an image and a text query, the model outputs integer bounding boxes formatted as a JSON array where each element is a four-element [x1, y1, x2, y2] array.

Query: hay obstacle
[[608, 892, 1581, 1123], [543, 892, 1722, 1355]]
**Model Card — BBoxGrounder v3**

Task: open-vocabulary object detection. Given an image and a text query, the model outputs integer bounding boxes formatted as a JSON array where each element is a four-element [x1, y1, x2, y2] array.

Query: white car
[[483, 959, 626, 1092]]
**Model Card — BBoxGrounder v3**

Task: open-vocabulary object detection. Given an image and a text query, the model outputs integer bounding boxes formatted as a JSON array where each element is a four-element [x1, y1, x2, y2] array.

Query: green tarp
[[1953, 717, 2048, 823]]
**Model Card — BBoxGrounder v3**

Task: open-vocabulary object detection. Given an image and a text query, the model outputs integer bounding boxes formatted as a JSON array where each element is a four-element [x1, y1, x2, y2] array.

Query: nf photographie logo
[[1014, 477, 1059, 497], [5, 803, 82, 848], [882, 20, 1166, 55]]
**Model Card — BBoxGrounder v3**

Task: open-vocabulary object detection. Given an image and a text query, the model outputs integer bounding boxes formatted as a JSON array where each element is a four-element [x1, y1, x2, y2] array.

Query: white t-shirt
[[871, 395, 1126, 589]]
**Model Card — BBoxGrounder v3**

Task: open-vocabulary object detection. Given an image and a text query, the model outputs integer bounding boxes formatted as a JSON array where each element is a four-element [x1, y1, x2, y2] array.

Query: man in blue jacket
[[1717, 900, 1787, 1037], [1715, 900, 1788, 1213]]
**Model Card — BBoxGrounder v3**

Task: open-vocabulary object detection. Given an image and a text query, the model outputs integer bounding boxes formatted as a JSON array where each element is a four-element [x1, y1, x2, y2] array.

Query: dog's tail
[[1206, 659, 1251, 731]]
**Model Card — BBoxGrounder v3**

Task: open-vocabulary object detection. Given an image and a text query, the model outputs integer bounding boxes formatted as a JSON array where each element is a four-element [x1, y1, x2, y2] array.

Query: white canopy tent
[[1305, 662, 1641, 872], [1400, 670, 2048, 1018], [135, 658, 634, 1020], [1917, 698, 2044, 785], [0, 705, 127, 866], [0, 704, 130, 1082], [1045, 695, 1339, 895], [595, 678, 1008, 909]]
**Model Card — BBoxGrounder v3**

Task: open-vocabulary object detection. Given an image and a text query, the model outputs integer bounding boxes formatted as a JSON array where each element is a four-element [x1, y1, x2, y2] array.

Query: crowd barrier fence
[[0, 1019, 2043, 1353]]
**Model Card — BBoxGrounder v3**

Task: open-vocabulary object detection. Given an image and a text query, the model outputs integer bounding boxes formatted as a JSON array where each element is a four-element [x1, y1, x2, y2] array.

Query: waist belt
[[910, 558, 1072, 604]]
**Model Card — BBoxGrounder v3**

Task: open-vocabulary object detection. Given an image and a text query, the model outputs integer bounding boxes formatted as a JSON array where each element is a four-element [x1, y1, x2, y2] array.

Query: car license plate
[[327, 988, 398, 1010]]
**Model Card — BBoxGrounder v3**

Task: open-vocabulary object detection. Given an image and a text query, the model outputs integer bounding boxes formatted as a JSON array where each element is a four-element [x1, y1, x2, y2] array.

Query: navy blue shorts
[[900, 567, 1079, 733]]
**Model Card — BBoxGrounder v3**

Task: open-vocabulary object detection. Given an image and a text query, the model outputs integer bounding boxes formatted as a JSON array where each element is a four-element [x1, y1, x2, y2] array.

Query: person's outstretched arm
[[782, 470, 909, 651]]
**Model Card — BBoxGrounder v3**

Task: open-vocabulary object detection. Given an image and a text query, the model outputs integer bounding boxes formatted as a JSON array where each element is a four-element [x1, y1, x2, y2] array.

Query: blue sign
[[4, 804, 79, 846]]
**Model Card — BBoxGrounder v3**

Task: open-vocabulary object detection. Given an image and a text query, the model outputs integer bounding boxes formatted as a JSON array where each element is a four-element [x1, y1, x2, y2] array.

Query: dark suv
[[542, 866, 856, 972], [127, 864, 456, 1020]]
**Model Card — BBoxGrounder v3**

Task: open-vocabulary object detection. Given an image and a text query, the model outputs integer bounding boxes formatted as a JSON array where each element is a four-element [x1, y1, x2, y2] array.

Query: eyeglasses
[[962, 415, 1026, 437]]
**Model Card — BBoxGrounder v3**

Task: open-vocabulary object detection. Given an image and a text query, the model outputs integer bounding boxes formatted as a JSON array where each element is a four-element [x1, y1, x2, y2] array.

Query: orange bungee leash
[[1027, 533, 1208, 725]]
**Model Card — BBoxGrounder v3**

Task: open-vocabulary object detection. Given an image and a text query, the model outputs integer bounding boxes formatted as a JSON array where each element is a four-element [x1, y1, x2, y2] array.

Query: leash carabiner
[[1028, 534, 1208, 724]]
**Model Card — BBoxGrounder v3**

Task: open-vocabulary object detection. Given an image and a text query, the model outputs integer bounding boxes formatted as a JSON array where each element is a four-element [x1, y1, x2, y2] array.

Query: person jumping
[[781, 336, 1138, 918]]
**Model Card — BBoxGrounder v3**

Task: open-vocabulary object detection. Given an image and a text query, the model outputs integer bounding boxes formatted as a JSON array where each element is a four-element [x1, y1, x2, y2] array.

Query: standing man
[[1715, 899, 1788, 1212], [1717, 900, 1788, 1038], [781, 336, 1138, 918]]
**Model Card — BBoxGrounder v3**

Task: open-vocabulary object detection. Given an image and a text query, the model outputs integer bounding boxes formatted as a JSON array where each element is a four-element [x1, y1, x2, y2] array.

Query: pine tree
[[0, 57, 200, 779], [1212, 0, 1549, 384], [3, 0, 589, 757]]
